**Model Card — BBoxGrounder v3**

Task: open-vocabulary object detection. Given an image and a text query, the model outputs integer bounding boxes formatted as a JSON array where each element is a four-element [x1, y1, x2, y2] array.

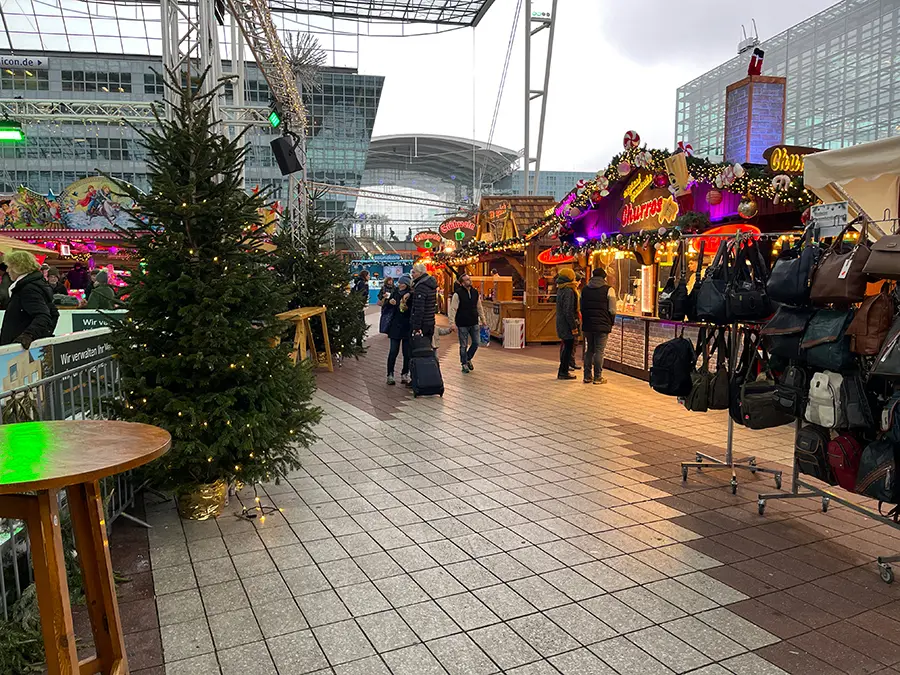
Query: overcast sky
[[358, 0, 837, 172]]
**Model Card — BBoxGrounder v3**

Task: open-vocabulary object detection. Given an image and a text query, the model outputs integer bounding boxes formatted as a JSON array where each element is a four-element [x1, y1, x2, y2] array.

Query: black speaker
[[270, 136, 302, 176]]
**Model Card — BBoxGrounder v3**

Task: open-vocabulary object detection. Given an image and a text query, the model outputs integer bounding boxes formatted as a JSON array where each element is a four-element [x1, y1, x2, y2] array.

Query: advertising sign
[[763, 145, 820, 175], [439, 218, 476, 244], [413, 230, 443, 252], [0, 55, 49, 69]]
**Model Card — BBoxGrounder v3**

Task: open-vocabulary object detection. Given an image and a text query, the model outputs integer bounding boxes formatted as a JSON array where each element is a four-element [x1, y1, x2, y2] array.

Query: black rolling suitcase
[[409, 335, 443, 397]]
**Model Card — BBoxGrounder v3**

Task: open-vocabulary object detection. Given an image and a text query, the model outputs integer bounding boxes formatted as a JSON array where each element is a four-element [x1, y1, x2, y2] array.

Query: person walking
[[410, 262, 437, 341], [0, 251, 59, 347], [580, 266, 616, 384], [555, 266, 579, 380], [385, 276, 412, 385], [448, 273, 487, 374]]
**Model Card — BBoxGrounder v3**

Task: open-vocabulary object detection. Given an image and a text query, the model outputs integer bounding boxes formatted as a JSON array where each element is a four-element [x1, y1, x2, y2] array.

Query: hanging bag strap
[[693, 240, 706, 286]]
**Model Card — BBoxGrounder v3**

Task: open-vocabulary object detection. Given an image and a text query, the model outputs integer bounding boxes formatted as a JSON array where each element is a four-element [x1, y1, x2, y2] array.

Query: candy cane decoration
[[623, 130, 640, 148], [677, 141, 693, 156]]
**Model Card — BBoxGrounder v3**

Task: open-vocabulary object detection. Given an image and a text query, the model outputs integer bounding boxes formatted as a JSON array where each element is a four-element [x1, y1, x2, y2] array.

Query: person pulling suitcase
[[409, 263, 444, 397]]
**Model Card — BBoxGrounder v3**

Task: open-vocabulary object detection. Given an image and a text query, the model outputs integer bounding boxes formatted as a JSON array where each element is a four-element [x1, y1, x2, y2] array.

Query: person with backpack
[[580, 266, 617, 384], [555, 267, 579, 380]]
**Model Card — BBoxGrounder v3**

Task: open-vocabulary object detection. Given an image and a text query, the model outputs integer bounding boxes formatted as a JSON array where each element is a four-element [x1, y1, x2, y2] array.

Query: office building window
[[245, 79, 269, 103], [0, 69, 49, 91], [89, 138, 130, 160], [62, 70, 132, 93], [144, 73, 165, 95]]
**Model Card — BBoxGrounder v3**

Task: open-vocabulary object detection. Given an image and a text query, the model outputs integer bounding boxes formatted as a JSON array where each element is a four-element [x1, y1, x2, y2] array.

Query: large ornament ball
[[706, 189, 723, 206], [738, 197, 759, 219], [617, 161, 632, 177], [623, 130, 640, 148], [591, 190, 602, 203], [654, 173, 669, 188]]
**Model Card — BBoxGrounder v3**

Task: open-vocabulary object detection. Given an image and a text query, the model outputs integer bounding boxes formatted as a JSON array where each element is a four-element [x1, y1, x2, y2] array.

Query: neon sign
[[763, 145, 819, 175], [537, 250, 575, 265], [553, 192, 577, 218], [623, 173, 653, 203], [620, 196, 679, 229], [413, 230, 443, 251]]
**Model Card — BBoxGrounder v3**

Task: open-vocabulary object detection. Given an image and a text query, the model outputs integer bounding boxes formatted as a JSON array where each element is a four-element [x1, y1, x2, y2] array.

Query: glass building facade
[[0, 51, 383, 219], [675, 0, 900, 161], [487, 170, 596, 201]]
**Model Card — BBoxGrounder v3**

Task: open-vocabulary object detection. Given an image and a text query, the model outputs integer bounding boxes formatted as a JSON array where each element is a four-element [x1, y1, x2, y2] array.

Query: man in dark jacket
[[86, 270, 118, 309], [555, 267, 579, 380], [449, 273, 487, 374], [580, 266, 617, 384], [0, 252, 59, 347], [410, 263, 437, 339]]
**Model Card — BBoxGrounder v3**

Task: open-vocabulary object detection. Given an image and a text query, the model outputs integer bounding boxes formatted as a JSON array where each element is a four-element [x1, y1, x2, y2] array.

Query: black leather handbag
[[686, 240, 706, 323], [762, 305, 815, 362], [767, 229, 821, 306], [707, 327, 731, 410], [685, 327, 711, 413], [695, 240, 731, 325], [801, 309, 855, 372], [658, 245, 688, 322], [871, 315, 900, 379], [726, 240, 773, 323], [737, 345, 795, 430]]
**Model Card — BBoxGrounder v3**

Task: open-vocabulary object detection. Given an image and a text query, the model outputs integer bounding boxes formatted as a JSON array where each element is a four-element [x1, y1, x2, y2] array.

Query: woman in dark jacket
[[386, 276, 413, 385], [0, 251, 59, 347], [410, 263, 437, 338]]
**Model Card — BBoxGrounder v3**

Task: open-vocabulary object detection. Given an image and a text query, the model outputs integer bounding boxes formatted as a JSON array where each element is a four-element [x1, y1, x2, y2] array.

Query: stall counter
[[482, 300, 525, 338], [602, 315, 702, 380]]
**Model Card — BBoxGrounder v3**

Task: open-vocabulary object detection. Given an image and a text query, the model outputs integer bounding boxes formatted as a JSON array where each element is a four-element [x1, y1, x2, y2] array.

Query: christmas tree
[[271, 204, 368, 359], [108, 73, 321, 489]]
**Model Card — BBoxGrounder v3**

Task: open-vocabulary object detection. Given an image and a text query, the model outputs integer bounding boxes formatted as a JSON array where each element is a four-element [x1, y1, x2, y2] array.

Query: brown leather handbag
[[809, 219, 870, 305], [847, 283, 894, 355], [864, 230, 900, 280]]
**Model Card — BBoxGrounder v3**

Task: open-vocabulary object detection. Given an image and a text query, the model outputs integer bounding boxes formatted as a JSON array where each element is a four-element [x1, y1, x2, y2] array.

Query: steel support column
[[522, 0, 558, 196]]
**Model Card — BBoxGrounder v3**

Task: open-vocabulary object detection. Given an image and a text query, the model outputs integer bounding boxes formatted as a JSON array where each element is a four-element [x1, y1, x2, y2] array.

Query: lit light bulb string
[[436, 145, 816, 266]]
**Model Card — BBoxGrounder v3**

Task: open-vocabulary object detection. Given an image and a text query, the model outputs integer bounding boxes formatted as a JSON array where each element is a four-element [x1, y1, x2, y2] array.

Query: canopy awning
[[804, 135, 900, 233], [0, 236, 54, 256]]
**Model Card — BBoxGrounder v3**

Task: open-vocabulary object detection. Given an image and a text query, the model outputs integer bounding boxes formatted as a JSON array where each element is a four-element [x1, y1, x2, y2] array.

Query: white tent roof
[[804, 135, 900, 231]]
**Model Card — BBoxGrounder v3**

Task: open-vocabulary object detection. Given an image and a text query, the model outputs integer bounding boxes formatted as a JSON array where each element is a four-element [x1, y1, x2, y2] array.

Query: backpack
[[774, 364, 809, 418], [828, 433, 864, 492], [846, 284, 893, 356], [855, 440, 898, 506], [840, 374, 874, 430], [871, 315, 900, 380], [795, 424, 836, 484], [650, 329, 696, 397], [805, 371, 845, 429], [801, 309, 855, 372]]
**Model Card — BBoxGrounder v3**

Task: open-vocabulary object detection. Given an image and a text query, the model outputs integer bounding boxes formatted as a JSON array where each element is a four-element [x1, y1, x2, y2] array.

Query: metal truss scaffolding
[[522, 0, 558, 196]]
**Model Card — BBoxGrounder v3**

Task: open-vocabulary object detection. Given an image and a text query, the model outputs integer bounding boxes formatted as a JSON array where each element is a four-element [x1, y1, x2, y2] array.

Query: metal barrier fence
[[0, 355, 139, 620]]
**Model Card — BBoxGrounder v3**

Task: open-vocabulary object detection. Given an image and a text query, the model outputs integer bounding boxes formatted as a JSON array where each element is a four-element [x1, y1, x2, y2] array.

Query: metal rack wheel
[[758, 499, 766, 516], [822, 496, 830, 513], [774, 473, 782, 490], [880, 562, 894, 584], [731, 478, 738, 495], [695, 453, 703, 465], [681, 466, 688, 482]]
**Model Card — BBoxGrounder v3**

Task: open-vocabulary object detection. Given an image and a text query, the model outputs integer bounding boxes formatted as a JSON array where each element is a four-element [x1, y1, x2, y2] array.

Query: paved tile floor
[[124, 321, 900, 675]]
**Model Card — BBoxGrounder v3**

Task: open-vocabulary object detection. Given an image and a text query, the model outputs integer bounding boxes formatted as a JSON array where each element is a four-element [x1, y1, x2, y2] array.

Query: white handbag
[[805, 371, 844, 429]]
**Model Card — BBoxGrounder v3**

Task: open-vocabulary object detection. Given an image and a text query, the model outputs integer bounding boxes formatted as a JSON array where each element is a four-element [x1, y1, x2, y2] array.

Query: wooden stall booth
[[474, 196, 561, 343]]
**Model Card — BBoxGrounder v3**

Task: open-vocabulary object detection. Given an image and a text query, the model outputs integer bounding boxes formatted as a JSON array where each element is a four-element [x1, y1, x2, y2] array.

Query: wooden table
[[276, 306, 334, 371], [0, 421, 171, 675]]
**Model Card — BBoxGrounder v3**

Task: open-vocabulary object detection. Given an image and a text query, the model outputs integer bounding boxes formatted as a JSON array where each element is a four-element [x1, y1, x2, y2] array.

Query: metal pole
[[532, 0, 558, 197], [523, 0, 531, 196]]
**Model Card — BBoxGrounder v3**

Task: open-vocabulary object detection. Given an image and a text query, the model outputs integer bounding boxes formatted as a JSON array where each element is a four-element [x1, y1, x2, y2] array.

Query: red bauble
[[591, 190, 602, 202], [706, 189, 723, 206], [653, 174, 669, 189]]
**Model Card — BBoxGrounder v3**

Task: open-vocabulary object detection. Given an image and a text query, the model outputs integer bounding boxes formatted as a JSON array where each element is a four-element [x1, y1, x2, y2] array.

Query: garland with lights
[[438, 136, 817, 266]]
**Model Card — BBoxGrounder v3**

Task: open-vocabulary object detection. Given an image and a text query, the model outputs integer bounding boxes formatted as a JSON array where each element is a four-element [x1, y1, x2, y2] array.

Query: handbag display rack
[[673, 232, 788, 495], [756, 212, 900, 584]]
